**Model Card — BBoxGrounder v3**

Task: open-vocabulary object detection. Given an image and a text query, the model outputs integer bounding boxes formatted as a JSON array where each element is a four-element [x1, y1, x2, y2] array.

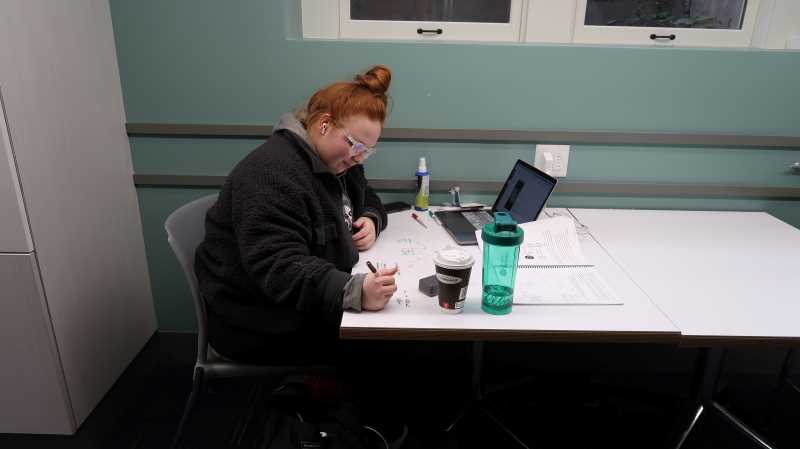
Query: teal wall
[[110, 0, 800, 331]]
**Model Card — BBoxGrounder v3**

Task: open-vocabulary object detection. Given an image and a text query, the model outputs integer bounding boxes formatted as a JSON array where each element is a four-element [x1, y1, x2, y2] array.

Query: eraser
[[418, 274, 438, 297]]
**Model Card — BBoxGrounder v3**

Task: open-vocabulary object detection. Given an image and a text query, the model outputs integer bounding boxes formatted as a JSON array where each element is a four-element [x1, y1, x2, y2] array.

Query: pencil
[[411, 212, 428, 228]]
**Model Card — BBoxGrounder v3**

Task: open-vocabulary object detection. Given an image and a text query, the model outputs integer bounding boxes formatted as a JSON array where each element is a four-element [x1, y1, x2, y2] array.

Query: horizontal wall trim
[[127, 123, 270, 138], [126, 123, 800, 148], [133, 174, 800, 199]]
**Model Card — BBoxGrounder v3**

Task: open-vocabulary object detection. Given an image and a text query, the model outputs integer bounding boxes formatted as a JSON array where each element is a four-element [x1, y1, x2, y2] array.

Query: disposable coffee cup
[[433, 247, 475, 313]]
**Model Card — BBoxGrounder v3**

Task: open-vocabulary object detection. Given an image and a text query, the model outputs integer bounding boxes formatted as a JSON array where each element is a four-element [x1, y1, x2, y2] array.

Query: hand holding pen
[[362, 261, 398, 311]]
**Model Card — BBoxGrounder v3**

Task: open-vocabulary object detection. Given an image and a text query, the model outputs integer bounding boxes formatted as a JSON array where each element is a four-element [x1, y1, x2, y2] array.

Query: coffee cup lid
[[434, 246, 475, 270]]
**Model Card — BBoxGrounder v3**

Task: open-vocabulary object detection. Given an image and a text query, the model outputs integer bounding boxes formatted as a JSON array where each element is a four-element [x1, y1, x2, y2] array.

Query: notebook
[[434, 159, 557, 246], [477, 216, 623, 305]]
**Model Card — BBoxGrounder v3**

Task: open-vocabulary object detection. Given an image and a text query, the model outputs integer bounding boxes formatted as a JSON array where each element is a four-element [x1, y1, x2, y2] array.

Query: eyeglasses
[[336, 123, 377, 160]]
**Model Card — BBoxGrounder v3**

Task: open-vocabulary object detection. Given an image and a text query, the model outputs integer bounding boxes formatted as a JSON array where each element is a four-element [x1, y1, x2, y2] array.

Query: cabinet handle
[[650, 33, 676, 41], [417, 28, 443, 35]]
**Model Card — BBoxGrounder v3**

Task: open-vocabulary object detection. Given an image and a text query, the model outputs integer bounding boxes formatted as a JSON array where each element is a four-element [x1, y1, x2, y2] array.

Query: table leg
[[711, 401, 775, 449], [674, 347, 777, 449], [482, 408, 533, 449], [673, 404, 704, 449], [445, 341, 484, 432], [445, 341, 532, 449]]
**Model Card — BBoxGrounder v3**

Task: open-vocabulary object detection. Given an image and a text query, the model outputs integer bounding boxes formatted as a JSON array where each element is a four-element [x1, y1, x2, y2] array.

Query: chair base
[[171, 366, 205, 449]]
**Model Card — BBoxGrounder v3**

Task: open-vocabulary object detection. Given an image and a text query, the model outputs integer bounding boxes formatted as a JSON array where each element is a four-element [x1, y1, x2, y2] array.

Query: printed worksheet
[[517, 216, 588, 266], [513, 266, 622, 305]]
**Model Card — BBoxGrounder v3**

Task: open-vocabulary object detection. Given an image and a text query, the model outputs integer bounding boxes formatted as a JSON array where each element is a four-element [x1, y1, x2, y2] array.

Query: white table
[[569, 208, 800, 449], [341, 207, 799, 448], [569, 209, 800, 345], [340, 209, 679, 343]]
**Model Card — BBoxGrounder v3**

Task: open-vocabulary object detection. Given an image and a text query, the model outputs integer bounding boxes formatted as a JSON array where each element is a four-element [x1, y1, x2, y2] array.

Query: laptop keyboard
[[463, 210, 494, 229]]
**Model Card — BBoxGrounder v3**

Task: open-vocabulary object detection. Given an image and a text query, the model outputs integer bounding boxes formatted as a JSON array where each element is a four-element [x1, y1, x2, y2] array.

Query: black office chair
[[165, 194, 331, 448]]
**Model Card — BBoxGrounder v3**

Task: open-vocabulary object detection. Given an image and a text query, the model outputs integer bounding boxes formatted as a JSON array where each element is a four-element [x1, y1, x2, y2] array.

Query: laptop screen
[[492, 159, 558, 224]]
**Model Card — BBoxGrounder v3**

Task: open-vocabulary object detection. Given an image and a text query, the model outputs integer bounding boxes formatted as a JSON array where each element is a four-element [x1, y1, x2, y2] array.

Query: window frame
[[572, 0, 764, 48], [337, 0, 525, 42], [299, 0, 795, 50]]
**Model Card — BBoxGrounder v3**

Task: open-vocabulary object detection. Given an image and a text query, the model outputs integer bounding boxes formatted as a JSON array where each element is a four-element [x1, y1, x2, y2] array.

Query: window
[[340, 0, 524, 42], [573, 0, 764, 47], [585, 0, 747, 29], [300, 0, 798, 49], [301, 0, 524, 42], [350, 1, 511, 23]]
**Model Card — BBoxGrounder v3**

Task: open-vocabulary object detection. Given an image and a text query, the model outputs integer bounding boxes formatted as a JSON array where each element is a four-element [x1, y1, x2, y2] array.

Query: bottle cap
[[417, 157, 427, 172], [481, 212, 524, 247]]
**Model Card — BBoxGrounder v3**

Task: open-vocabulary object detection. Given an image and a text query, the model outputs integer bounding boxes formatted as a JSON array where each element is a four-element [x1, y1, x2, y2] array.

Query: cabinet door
[[0, 253, 74, 434], [0, 0, 156, 427], [0, 88, 33, 252]]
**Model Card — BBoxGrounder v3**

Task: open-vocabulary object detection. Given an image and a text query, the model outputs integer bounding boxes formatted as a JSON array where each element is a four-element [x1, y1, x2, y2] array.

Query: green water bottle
[[481, 212, 524, 315]]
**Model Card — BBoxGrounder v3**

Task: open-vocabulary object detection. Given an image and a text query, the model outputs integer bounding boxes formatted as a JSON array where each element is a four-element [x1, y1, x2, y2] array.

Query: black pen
[[366, 261, 378, 274]]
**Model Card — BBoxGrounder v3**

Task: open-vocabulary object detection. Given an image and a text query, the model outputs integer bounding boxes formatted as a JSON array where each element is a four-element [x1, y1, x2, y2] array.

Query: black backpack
[[258, 379, 391, 449]]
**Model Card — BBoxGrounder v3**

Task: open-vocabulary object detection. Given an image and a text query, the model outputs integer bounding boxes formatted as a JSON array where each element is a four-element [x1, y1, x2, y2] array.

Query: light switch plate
[[534, 144, 570, 177]]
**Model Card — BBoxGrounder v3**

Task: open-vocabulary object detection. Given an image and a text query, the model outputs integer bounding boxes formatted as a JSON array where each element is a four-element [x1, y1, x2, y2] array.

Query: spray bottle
[[414, 157, 430, 211]]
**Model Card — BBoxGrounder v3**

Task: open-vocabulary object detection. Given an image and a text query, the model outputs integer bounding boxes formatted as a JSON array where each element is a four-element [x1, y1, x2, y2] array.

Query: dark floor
[[1, 333, 798, 449]]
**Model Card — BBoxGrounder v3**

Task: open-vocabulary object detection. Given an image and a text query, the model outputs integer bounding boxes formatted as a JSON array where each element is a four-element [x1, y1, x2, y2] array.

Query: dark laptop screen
[[492, 159, 557, 224]]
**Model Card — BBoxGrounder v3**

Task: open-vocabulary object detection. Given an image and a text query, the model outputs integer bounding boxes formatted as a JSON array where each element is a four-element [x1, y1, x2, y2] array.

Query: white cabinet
[[0, 0, 157, 434], [0, 91, 32, 253], [0, 254, 73, 433]]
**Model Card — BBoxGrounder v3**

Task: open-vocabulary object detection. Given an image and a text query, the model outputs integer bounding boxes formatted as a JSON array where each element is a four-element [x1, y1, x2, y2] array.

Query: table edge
[[340, 327, 680, 344]]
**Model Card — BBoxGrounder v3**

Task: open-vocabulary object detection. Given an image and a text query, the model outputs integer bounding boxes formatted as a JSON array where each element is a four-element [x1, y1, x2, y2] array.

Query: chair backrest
[[164, 194, 218, 365]]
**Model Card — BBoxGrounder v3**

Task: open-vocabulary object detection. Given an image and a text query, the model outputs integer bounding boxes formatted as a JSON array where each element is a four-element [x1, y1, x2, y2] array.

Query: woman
[[195, 65, 397, 364]]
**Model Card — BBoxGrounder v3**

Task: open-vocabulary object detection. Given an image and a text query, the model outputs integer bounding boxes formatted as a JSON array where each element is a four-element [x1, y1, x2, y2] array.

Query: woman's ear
[[319, 113, 331, 136]]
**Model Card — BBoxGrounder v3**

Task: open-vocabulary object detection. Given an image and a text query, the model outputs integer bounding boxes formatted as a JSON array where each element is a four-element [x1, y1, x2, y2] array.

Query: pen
[[366, 260, 378, 274], [411, 212, 428, 228]]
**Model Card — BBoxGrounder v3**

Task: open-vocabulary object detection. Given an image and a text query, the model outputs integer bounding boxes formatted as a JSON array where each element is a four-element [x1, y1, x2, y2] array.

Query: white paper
[[473, 216, 621, 305], [513, 266, 622, 305], [518, 216, 587, 266]]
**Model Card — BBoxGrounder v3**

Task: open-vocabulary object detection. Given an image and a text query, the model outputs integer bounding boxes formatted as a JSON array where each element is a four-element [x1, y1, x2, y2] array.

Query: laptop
[[434, 159, 558, 245]]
